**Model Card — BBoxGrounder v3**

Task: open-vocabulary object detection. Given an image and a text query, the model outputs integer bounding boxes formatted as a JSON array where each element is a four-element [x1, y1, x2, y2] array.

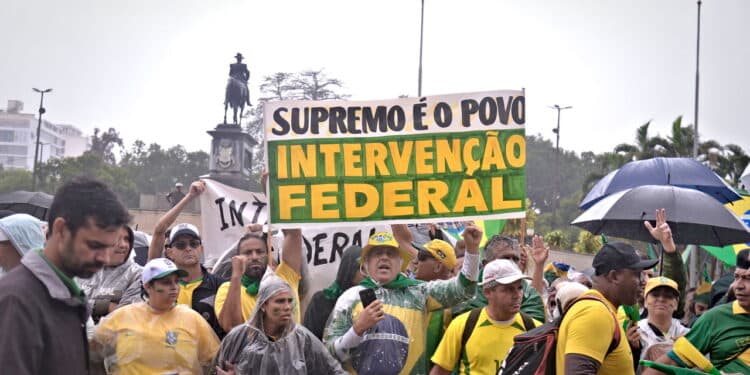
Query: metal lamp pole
[[418, 0, 425, 96], [549, 104, 572, 228], [31, 87, 52, 191], [692, 0, 702, 159]]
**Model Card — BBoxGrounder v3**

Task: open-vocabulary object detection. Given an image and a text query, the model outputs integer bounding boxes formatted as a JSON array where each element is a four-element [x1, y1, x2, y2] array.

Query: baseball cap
[[592, 242, 658, 276], [175, 182, 183, 187], [479, 259, 531, 286], [644, 276, 680, 297], [169, 223, 200, 245], [361, 232, 412, 271], [142, 258, 188, 284], [413, 239, 457, 269]]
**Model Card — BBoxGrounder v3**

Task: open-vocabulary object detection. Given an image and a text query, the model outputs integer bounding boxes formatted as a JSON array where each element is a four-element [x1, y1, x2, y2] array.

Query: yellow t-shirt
[[431, 308, 540, 375], [94, 302, 220, 375], [176, 278, 203, 307], [214, 262, 301, 323], [555, 289, 634, 374]]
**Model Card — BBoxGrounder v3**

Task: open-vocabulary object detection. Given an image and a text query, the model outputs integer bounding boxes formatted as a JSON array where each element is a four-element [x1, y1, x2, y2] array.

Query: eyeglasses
[[171, 240, 201, 250]]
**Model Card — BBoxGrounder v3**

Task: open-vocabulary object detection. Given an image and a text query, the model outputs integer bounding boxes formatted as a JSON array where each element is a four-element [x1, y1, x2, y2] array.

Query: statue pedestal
[[206, 123, 259, 191]]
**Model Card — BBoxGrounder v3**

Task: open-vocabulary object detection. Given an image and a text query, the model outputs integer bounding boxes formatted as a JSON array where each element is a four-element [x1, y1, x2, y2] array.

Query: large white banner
[[199, 179, 269, 261]]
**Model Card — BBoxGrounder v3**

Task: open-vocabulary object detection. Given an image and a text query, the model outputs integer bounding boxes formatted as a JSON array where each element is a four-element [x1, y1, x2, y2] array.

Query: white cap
[[142, 258, 188, 284], [479, 259, 531, 286], [175, 182, 183, 187], [169, 223, 200, 245]]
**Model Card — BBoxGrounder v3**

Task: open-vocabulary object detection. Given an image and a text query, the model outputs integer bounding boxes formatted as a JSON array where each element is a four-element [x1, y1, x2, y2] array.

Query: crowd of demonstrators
[[92, 258, 220, 374], [214, 275, 347, 375], [324, 227, 482, 375], [430, 259, 542, 375], [4, 175, 750, 375], [0, 177, 132, 374]]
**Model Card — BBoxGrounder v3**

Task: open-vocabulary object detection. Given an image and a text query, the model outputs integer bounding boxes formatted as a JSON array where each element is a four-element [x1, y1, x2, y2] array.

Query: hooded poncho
[[214, 275, 347, 375]]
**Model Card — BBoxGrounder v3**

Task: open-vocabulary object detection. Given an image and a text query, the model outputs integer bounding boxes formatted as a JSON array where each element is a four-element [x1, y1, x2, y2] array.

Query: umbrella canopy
[[571, 185, 750, 246], [580, 157, 741, 209], [0, 191, 53, 220]]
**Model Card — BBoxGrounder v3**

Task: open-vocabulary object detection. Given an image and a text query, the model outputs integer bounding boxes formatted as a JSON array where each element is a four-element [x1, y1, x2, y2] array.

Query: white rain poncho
[[0, 213, 45, 257], [77, 259, 142, 318], [214, 275, 347, 375]]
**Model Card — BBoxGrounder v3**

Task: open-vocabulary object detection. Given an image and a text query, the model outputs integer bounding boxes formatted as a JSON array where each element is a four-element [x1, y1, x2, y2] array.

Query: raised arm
[[391, 223, 419, 259], [527, 235, 550, 296], [280, 228, 302, 276], [148, 180, 205, 261]]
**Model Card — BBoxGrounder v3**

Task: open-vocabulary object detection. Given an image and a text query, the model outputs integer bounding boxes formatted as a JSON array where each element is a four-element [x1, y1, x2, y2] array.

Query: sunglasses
[[171, 240, 201, 250]]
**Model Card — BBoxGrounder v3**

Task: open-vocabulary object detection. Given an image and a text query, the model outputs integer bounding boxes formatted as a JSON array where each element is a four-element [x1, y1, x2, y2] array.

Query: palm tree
[[614, 121, 670, 161]]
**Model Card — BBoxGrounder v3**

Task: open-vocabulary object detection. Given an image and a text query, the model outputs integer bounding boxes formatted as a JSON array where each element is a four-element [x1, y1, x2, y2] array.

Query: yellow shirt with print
[[176, 278, 202, 307], [214, 262, 301, 323], [555, 289, 634, 374], [431, 308, 541, 375], [94, 302, 220, 375]]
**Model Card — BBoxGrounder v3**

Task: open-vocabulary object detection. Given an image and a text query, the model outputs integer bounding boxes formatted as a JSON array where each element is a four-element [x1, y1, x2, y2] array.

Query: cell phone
[[359, 288, 377, 308]]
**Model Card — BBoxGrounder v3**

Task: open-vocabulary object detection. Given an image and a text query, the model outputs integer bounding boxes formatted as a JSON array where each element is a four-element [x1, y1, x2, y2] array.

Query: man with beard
[[0, 177, 131, 375], [215, 229, 303, 332]]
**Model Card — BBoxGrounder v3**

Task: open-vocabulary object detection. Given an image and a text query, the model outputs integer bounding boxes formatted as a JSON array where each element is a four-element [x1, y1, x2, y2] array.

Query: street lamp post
[[31, 87, 52, 191], [418, 0, 425, 96], [692, 0, 702, 159], [549, 104, 572, 229]]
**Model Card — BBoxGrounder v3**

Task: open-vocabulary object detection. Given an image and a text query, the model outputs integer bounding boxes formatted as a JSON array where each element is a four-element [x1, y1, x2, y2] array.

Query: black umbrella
[[0, 191, 53, 220], [571, 185, 750, 246]]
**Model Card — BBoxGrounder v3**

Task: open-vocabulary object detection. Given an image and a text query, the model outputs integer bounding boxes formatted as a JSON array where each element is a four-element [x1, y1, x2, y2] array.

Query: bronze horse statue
[[224, 53, 252, 124]]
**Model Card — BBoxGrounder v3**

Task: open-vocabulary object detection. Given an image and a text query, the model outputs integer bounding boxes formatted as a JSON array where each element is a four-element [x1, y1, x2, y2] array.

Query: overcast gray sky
[[2, 0, 748, 156]]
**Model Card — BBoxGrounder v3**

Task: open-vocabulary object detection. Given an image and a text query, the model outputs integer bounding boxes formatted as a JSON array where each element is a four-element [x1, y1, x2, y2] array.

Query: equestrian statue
[[224, 53, 252, 125]]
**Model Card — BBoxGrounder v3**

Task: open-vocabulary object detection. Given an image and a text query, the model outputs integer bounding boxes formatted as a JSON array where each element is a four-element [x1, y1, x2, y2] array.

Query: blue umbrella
[[580, 157, 741, 209]]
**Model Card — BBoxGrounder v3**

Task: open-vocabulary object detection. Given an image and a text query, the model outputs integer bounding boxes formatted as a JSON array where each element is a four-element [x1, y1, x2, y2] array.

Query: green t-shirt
[[670, 301, 750, 373]]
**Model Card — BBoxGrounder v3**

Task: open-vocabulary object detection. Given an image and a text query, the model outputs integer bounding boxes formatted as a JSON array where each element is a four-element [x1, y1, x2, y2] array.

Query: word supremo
[[274, 131, 525, 179]]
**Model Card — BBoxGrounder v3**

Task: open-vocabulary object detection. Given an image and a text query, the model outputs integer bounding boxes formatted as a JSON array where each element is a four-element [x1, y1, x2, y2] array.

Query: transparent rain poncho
[[214, 275, 347, 375], [0, 213, 45, 257]]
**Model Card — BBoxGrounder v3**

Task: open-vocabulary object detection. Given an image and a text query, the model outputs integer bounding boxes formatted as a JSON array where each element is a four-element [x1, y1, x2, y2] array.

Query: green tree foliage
[[88, 127, 124, 164], [544, 230, 570, 250], [573, 231, 602, 254], [0, 168, 33, 193]]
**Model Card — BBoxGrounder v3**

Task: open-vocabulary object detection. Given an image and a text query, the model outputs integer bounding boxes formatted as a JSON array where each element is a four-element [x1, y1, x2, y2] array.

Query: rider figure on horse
[[229, 53, 251, 107]]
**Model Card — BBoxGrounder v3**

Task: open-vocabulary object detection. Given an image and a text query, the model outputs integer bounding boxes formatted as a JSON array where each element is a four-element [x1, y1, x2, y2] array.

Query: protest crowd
[[0, 89, 749, 375], [0, 175, 747, 375]]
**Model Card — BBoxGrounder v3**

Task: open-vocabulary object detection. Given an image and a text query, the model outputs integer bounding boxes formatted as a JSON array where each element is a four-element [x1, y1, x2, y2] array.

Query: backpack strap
[[459, 308, 483, 366], [519, 311, 535, 332], [563, 295, 621, 356]]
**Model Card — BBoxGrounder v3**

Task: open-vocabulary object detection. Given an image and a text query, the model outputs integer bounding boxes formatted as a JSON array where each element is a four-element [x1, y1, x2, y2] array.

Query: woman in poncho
[[214, 275, 347, 375]]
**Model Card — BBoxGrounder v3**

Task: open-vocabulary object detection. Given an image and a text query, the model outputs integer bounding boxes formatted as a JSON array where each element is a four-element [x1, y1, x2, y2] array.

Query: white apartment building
[[0, 100, 89, 170]]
